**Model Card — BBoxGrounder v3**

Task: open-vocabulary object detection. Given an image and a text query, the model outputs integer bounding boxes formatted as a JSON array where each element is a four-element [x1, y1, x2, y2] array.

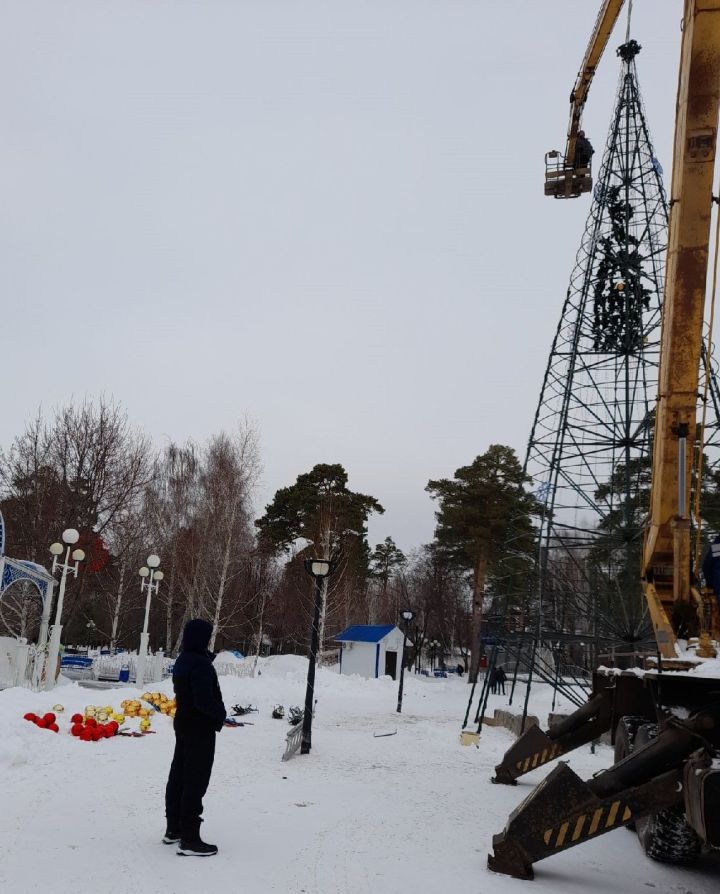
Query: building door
[[384, 650, 397, 680]]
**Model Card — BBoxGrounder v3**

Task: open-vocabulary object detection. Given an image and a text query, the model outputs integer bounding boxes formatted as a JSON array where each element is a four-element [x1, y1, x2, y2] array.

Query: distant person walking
[[164, 619, 227, 857], [489, 665, 498, 694], [495, 665, 507, 696]]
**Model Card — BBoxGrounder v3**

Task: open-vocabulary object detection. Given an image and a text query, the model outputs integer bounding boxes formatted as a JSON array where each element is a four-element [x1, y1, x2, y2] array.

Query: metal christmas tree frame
[[509, 41, 720, 684]]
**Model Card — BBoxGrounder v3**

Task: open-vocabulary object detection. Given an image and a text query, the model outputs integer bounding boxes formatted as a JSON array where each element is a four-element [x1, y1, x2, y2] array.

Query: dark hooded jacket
[[173, 619, 227, 734]]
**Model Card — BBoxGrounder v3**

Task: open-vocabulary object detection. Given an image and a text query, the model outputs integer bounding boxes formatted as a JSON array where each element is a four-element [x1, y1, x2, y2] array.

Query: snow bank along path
[[1, 656, 718, 893]]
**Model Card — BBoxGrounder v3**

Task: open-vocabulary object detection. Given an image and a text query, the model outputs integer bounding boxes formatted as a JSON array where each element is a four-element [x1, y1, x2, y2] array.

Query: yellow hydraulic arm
[[564, 0, 627, 168], [642, 0, 720, 657], [545, 0, 627, 197]]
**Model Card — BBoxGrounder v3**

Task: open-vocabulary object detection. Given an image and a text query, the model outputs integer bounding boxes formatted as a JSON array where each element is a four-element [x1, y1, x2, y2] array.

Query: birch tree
[[200, 427, 260, 651]]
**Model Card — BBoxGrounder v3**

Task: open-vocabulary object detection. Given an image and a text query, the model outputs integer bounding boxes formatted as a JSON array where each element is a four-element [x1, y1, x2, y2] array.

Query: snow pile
[[256, 653, 309, 678], [689, 656, 720, 678]]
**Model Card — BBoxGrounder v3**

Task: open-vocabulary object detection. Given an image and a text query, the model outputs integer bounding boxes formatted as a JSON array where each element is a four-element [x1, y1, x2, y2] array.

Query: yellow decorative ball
[[97, 712, 109, 722], [52, 704, 65, 713], [112, 714, 125, 724], [140, 718, 152, 732]]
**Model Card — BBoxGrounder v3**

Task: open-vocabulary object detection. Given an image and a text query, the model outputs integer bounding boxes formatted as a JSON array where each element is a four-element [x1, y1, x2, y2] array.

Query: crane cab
[[544, 150, 592, 199]]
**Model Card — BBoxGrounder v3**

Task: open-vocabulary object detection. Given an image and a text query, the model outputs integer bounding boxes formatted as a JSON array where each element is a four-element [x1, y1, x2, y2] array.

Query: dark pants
[[498, 682, 505, 694], [165, 729, 216, 841]]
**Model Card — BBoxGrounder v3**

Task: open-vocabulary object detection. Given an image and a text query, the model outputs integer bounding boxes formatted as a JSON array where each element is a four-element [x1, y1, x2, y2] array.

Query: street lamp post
[[44, 529, 85, 690], [136, 554, 163, 688], [301, 558, 333, 755], [396, 609, 413, 713]]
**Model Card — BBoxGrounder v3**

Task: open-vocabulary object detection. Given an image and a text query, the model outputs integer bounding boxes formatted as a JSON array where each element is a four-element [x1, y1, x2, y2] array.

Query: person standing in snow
[[488, 665, 498, 694], [495, 665, 507, 695], [164, 618, 227, 856]]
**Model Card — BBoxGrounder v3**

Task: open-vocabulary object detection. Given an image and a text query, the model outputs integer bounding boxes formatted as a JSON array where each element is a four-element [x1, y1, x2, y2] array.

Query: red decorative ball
[[43, 712, 56, 724], [71, 713, 83, 724], [71, 724, 83, 737], [35, 718, 48, 728], [23, 713, 38, 722], [85, 717, 97, 728], [107, 721, 119, 734], [92, 728, 103, 741], [49, 723, 59, 733], [80, 729, 93, 741]]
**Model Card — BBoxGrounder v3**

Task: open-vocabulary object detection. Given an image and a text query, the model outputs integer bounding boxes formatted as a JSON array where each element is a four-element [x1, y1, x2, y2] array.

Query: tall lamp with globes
[[45, 529, 85, 690], [136, 554, 163, 688]]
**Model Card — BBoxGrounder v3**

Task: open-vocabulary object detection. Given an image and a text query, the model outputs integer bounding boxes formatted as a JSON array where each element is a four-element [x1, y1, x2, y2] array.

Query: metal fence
[[214, 659, 255, 678], [282, 722, 303, 761], [92, 654, 174, 683]]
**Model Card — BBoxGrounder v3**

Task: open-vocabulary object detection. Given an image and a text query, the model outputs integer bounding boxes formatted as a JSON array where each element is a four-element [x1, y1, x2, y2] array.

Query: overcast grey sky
[[0, 1, 682, 551]]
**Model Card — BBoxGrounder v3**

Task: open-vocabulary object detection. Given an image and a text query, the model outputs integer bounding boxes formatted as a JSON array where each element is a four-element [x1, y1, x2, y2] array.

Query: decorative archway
[[0, 511, 56, 652]]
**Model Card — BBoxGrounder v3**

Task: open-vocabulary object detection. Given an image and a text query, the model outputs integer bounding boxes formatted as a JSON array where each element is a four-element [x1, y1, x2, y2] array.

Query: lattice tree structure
[[517, 40, 717, 668]]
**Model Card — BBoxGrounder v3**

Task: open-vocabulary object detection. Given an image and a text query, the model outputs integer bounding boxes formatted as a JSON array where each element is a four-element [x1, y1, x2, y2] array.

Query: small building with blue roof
[[334, 624, 405, 680]]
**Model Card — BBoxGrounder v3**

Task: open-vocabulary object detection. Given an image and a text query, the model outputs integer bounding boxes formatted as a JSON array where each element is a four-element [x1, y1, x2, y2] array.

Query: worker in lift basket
[[575, 130, 594, 169], [701, 534, 720, 608]]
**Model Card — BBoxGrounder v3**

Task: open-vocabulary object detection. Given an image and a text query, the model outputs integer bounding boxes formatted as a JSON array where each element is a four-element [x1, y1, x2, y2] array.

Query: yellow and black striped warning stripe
[[543, 800, 633, 849], [515, 742, 563, 774]]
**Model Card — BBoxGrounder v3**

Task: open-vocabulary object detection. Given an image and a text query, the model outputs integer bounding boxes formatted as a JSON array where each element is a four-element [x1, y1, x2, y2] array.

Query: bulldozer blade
[[492, 723, 559, 784], [488, 759, 684, 879], [489, 761, 597, 877], [493, 688, 616, 784]]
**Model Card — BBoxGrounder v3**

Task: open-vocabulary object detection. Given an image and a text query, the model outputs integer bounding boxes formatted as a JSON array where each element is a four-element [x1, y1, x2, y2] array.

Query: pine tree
[[369, 536, 407, 622], [426, 445, 540, 681], [256, 463, 384, 652]]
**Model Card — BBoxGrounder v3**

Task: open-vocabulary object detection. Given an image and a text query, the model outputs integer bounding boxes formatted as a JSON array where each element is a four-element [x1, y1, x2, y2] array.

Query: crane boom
[[544, 0, 627, 197], [564, 0, 627, 168], [643, 0, 720, 656]]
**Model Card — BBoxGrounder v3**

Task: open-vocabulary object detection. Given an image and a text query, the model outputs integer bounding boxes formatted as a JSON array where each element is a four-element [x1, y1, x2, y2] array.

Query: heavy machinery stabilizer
[[492, 672, 654, 785], [488, 710, 720, 879]]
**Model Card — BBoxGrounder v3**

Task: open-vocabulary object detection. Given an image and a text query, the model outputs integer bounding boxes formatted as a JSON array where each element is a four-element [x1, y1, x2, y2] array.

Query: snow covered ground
[[1, 657, 718, 893]]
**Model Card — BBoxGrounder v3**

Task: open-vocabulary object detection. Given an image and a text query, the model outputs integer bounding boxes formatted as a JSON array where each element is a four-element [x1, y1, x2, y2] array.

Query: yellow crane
[[544, 0, 628, 198], [642, 0, 720, 657], [487, 0, 720, 879]]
